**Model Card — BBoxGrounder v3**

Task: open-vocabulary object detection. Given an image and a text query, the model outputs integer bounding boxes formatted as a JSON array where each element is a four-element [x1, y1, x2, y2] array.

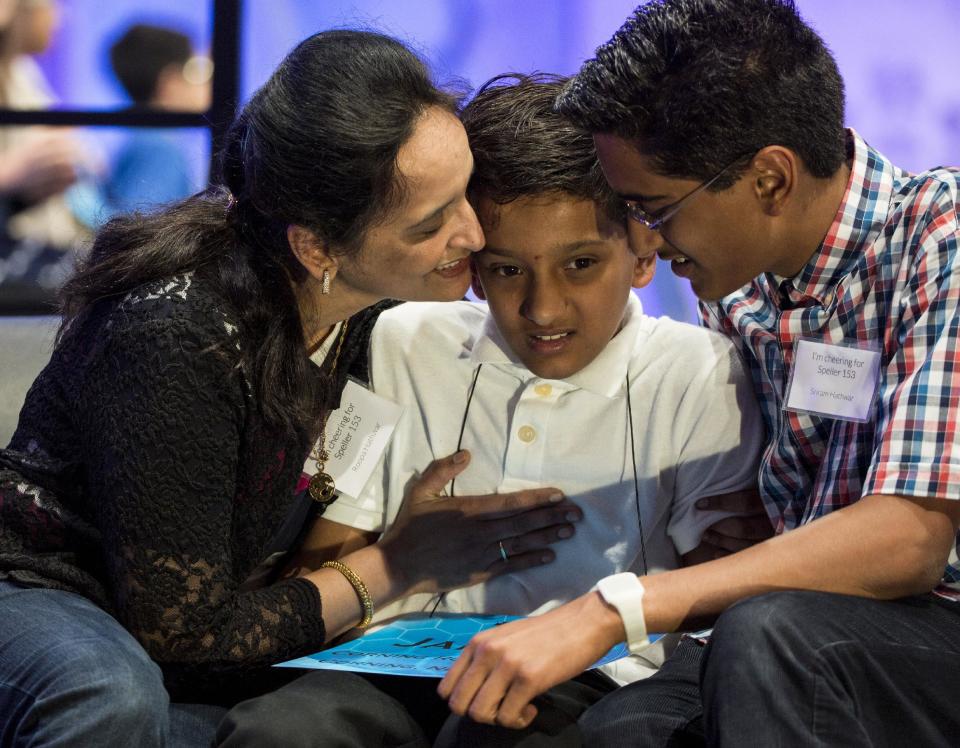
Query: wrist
[[584, 589, 628, 650], [593, 572, 650, 654], [361, 539, 414, 599]]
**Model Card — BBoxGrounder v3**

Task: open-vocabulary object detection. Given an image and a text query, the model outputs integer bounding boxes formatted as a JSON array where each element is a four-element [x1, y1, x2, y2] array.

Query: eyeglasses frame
[[624, 152, 754, 232]]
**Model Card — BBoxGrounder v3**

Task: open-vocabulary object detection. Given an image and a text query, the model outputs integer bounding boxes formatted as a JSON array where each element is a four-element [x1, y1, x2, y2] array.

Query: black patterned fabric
[[0, 271, 395, 702]]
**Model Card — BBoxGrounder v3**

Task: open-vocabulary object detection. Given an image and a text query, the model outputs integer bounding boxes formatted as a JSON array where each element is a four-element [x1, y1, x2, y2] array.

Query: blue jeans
[[580, 590, 960, 747], [0, 581, 226, 747]]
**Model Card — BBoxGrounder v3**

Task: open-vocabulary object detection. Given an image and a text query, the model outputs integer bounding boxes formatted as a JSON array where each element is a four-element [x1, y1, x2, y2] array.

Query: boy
[[310, 73, 764, 742], [104, 23, 211, 215], [440, 2, 960, 745]]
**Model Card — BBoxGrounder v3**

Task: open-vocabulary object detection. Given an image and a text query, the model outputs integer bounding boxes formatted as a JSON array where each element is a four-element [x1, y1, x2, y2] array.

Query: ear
[[750, 146, 797, 217], [287, 224, 337, 282], [631, 250, 656, 289], [469, 257, 486, 300]]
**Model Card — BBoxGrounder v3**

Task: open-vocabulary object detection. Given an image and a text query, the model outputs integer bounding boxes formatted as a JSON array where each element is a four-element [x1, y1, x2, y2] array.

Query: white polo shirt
[[323, 294, 763, 681]]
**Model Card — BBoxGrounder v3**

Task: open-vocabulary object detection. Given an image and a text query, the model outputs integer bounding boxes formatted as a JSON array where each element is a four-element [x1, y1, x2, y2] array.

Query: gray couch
[[0, 315, 58, 446]]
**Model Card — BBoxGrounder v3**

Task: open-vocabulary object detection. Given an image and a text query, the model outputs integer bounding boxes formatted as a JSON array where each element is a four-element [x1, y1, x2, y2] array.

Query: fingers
[[507, 522, 576, 552], [438, 643, 475, 702], [700, 530, 760, 554], [406, 450, 471, 502], [486, 503, 581, 543], [497, 684, 539, 729], [440, 632, 539, 729], [476, 525, 576, 581], [470, 487, 566, 519], [704, 515, 774, 543], [695, 488, 764, 514], [492, 547, 555, 576], [441, 635, 512, 724]]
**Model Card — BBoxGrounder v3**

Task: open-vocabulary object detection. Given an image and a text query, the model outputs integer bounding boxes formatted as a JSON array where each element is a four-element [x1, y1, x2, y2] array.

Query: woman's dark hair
[[460, 73, 623, 221], [60, 30, 459, 439], [556, 0, 847, 188]]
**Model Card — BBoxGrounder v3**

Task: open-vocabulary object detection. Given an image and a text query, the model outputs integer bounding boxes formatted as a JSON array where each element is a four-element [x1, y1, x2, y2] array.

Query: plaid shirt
[[702, 130, 960, 591]]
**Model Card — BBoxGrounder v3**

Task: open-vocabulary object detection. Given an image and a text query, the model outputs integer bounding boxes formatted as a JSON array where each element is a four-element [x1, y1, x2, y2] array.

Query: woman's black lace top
[[0, 273, 393, 701]]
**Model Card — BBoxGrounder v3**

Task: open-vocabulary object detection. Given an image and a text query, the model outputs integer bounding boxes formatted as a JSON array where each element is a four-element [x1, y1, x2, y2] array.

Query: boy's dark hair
[[110, 23, 193, 105], [461, 73, 624, 220], [556, 0, 847, 189]]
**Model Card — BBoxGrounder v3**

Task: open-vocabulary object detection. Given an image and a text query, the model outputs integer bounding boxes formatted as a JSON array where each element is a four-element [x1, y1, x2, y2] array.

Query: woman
[[0, 30, 575, 747]]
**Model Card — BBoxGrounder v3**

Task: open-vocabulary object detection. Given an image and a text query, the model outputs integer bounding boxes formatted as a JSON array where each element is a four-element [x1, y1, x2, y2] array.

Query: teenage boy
[[219, 74, 765, 746], [438, 2, 960, 745]]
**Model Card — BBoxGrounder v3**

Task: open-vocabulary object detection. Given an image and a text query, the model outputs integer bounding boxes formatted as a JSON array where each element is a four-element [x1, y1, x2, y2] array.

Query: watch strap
[[595, 572, 649, 654]]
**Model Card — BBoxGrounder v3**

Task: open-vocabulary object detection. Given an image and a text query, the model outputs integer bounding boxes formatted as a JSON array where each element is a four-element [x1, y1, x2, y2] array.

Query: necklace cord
[[625, 375, 649, 576], [429, 363, 484, 617], [307, 320, 350, 504], [430, 367, 648, 617]]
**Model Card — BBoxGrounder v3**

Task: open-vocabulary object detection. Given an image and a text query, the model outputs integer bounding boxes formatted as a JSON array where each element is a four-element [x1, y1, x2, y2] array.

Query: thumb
[[696, 488, 762, 514], [408, 450, 470, 502]]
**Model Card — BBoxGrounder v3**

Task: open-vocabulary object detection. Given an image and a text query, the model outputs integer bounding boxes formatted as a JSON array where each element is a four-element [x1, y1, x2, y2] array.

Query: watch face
[[599, 572, 641, 602]]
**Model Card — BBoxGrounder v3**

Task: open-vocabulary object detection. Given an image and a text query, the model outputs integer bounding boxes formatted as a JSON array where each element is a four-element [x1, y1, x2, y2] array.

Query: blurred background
[[1, 0, 958, 320]]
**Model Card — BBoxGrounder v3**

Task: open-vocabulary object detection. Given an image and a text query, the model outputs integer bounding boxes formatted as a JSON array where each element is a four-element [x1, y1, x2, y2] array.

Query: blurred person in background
[[0, 0, 96, 250], [100, 22, 212, 217], [0, 0, 94, 311]]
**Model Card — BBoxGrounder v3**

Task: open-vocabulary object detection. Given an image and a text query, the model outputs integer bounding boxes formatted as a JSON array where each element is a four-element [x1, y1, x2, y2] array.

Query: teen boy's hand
[[438, 588, 620, 729], [683, 488, 774, 565]]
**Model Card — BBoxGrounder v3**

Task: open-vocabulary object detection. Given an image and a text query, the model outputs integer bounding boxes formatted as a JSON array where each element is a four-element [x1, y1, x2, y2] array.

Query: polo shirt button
[[518, 425, 536, 443], [534, 383, 552, 397]]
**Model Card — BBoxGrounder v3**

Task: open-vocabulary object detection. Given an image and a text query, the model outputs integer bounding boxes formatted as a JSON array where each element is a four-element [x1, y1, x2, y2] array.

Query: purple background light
[[37, 0, 960, 321]]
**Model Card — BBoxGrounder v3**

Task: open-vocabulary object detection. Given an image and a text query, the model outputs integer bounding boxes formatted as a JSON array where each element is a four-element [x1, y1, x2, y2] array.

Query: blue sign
[[275, 613, 645, 678]]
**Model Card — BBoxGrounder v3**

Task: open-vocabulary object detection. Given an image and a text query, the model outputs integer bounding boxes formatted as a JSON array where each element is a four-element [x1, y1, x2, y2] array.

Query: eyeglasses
[[624, 153, 752, 232]]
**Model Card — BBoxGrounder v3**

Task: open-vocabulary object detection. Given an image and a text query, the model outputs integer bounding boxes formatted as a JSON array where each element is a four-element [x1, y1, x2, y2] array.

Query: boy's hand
[[685, 488, 774, 564]]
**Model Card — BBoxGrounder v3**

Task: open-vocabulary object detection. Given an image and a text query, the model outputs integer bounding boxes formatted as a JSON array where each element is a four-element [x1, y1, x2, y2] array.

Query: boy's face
[[472, 194, 653, 380], [593, 133, 774, 301]]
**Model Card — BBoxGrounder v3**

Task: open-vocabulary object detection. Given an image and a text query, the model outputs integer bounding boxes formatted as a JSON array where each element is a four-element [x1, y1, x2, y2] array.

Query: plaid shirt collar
[[766, 129, 901, 308]]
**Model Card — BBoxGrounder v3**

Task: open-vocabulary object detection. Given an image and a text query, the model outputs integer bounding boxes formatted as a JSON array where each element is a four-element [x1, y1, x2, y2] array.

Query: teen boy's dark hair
[[461, 73, 624, 220], [556, 0, 847, 189]]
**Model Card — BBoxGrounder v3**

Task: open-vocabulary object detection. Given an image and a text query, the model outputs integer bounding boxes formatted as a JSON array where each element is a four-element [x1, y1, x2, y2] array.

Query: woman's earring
[[321, 269, 331, 295]]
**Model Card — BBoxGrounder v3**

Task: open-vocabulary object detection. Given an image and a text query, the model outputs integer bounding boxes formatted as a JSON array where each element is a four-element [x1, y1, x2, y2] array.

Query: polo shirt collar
[[767, 129, 898, 307], [470, 293, 644, 398]]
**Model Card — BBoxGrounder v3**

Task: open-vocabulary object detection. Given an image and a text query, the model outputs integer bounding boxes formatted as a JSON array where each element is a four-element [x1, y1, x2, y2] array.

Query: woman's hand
[[379, 450, 582, 596], [438, 591, 621, 728]]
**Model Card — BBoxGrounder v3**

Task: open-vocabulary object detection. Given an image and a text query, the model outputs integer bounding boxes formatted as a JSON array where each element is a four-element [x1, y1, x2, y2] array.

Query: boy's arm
[[439, 491, 960, 728]]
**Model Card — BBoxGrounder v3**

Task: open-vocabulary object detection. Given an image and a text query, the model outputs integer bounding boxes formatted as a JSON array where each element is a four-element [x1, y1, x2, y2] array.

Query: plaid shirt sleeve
[[866, 180, 960, 500]]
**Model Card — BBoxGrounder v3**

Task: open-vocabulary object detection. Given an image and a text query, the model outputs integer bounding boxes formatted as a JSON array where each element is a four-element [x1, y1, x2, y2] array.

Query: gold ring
[[498, 540, 509, 562]]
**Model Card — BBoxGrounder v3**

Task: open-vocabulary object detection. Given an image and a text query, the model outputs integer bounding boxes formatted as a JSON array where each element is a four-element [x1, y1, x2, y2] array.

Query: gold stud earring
[[321, 269, 331, 294]]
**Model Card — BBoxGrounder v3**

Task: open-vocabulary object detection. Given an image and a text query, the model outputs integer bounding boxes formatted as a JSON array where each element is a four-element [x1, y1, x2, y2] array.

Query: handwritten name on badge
[[302, 379, 404, 500], [785, 339, 881, 422]]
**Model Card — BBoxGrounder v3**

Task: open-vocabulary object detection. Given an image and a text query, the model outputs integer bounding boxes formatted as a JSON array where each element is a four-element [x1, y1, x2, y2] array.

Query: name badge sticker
[[784, 338, 881, 422], [302, 379, 404, 500]]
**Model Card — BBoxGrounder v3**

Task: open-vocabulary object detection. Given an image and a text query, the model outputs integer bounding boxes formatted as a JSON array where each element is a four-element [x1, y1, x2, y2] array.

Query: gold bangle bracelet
[[320, 560, 374, 629]]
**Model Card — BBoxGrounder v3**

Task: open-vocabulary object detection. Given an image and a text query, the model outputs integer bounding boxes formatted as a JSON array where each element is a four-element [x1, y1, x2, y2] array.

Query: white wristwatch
[[595, 572, 649, 654]]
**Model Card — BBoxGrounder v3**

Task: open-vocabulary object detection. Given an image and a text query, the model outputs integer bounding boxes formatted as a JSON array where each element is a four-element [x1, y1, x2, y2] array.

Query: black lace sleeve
[[80, 311, 326, 681]]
